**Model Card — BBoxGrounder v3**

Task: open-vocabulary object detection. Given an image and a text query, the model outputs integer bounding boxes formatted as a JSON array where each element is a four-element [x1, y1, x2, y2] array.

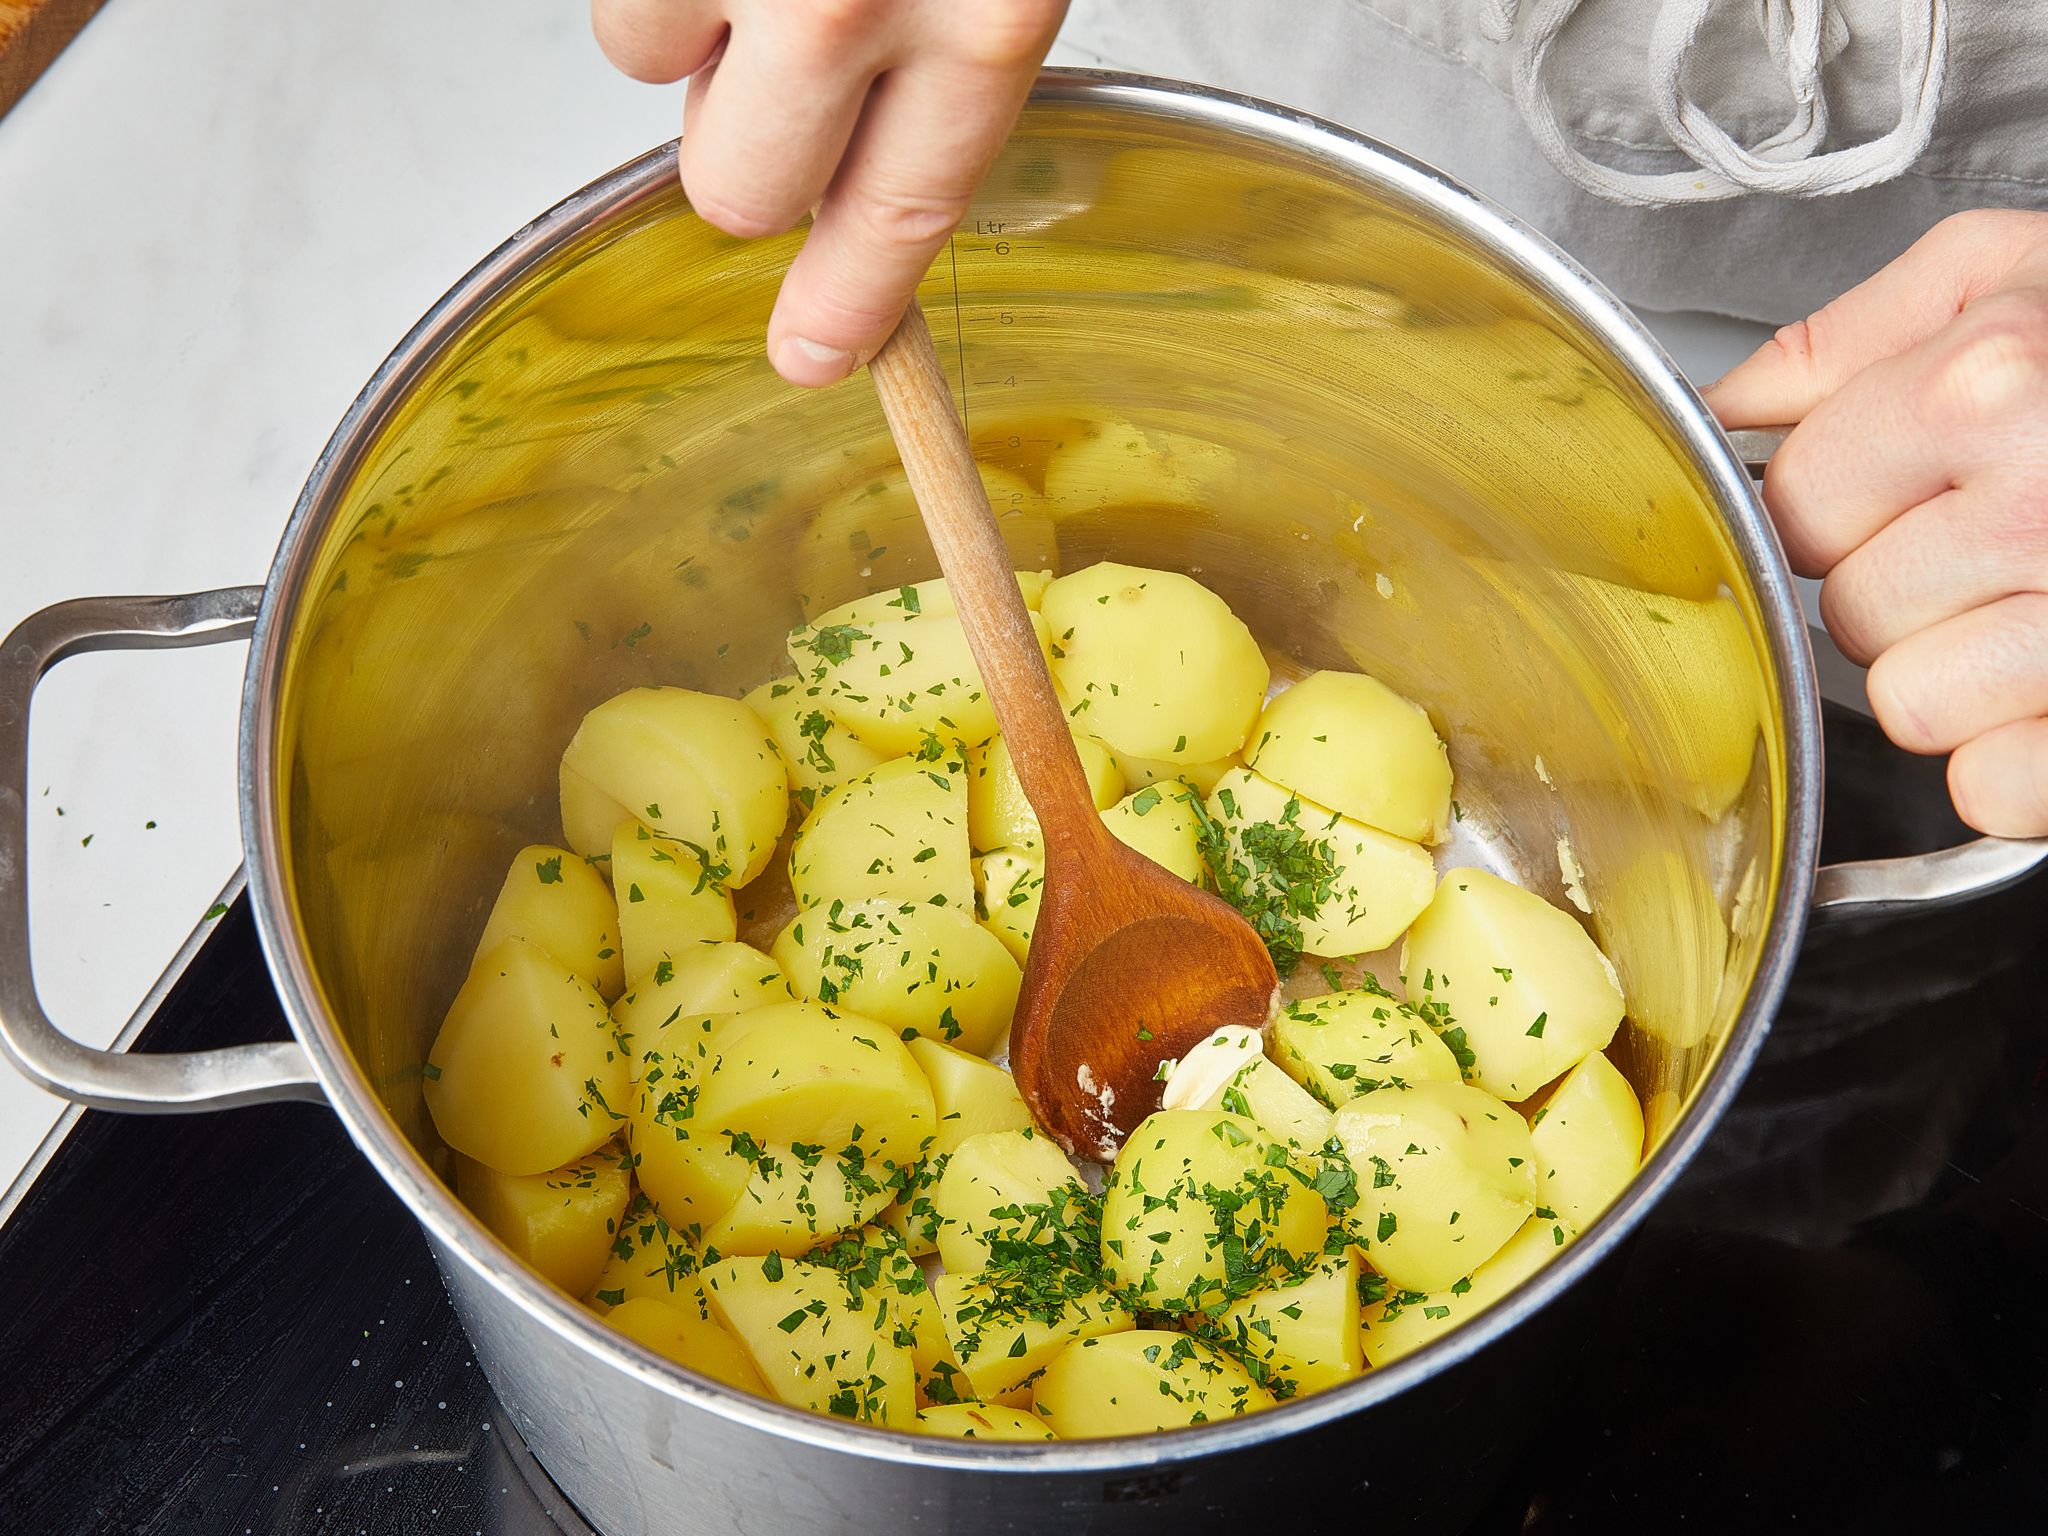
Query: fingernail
[[775, 335, 858, 386]]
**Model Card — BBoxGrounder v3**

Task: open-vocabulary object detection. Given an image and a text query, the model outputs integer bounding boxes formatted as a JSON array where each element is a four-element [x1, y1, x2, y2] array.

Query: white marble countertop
[[0, 1, 1774, 1187]]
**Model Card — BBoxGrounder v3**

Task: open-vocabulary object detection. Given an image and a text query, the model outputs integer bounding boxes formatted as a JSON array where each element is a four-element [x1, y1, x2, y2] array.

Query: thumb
[[1704, 210, 2040, 429]]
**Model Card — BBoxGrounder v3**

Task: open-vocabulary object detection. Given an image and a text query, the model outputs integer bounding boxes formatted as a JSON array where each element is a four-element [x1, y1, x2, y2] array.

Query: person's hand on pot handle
[[591, 0, 1068, 386], [1706, 210, 2048, 838]]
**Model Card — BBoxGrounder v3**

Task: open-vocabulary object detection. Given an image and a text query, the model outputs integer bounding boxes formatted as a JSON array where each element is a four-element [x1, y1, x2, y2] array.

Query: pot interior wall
[[273, 95, 1784, 1167]]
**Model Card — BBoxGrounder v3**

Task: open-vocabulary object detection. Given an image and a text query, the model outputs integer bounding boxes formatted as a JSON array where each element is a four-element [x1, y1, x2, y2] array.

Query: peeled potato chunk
[[474, 844, 623, 1000], [967, 731, 1123, 854], [933, 1127, 1085, 1276], [587, 1195, 704, 1309], [454, 1145, 630, 1297], [613, 940, 789, 1054], [695, 1002, 935, 1176], [1332, 1080, 1539, 1294], [1358, 1214, 1557, 1368], [611, 820, 738, 984], [702, 1254, 918, 1426], [425, 938, 627, 1176], [1100, 1110, 1327, 1317], [1114, 749, 1238, 797], [1402, 867, 1625, 1101], [1103, 781, 1205, 882], [559, 687, 788, 885], [1530, 1050, 1643, 1234], [787, 606, 1051, 757], [790, 754, 973, 912], [1033, 1330, 1273, 1438], [1206, 767, 1436, 959], [703, 1145, 897, 1258], [1041, 562, 1268, 763], [1245, 670, 1453, 845], [1217, 1251, 1364, 1397], [605, 1294, 767, 1396], [974, 848, 1044, 965], [773, 898, 1020, 1056], [1272, 987, 1463, 1109], [931, 1272, 1132, 1405], [906, 1036, 1033, 1156], [916, 1404, 1058, 1441], [1162, 1027, 1333, 1152], [742, 677, 888, 814], [819, 570, 1051, 630]]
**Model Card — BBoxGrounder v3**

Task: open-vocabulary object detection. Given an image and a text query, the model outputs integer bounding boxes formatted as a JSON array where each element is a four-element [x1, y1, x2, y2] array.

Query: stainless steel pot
[[4, 72, 2043, 1534]]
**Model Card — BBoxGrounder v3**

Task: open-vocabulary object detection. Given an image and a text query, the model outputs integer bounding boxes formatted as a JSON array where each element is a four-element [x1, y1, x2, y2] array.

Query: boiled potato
[[1103, 781, 1204, 882], [787, 607, 1051, 757], [1402, 867, 1625, 1101], [1331, 1080, 1538, 1294], [1100, 1110, 1326, 1316], [588, 1196, 703, 1308], [1245, 670, 1452, 845], [559, 687, 788, 884], [933, 1128, 1085, 1276], [1530, 1050, 1643, 1233], [1041, 562, 1268, 763], [1272, 987, 1462, 1109], [819, 570, 1052, 629], [967, 731, 1123, 854], [916, 1404, 1058, 1441], [694, 1003, 935, 1177], [1160, 1026, 1331, 1151], [1114, 749, 1238, 797], [1217, 1251, 1363, 1396], [612, 940, 790, 1069], [702, 1254, 918, 1426], [742, 676, 887, 813], [605, 1294, 767, 1396], [1358, 1214, 1557, 1367], [611, 821, 737, 984], [931, 1272, 1132, 1405], [1206, 768, 1436, 959], [773, 898, 1020, 1056], [906, 1037, 1033, 1155], [974, 848, 1043, 965], [790, 754, 973, 911], [628, 1019, 753, 1232], [1033, 1331, 1273, 1437], [704, 1144, 899, 1257], [804, 1225, 958, 1400], [877, 1155, 944, 1260], [425, 938, 627, 1176], [454, 1145, 630, 1296], [474, 844, 622, 1000]]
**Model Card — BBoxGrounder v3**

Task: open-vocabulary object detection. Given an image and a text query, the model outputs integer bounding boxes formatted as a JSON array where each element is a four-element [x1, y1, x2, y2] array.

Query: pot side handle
[[0, 589, 325, 1112], [1726, 424, 2048, 918]]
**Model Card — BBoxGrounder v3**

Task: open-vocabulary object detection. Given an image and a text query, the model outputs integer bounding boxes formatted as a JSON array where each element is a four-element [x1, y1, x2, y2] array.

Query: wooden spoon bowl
[[869, 303, 1278, 1160]]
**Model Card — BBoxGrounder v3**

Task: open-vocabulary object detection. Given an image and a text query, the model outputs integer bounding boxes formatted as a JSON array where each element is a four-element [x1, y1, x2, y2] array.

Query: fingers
[[766, 49, 1051, 386], [1865, 592, 2048, 757], [675, 12, 886, 240], [1949, 717, 2048, 837], [1705, 209, 2045, 429], [592, 0, 728, 83], [1758, 283, 2048, 579], [1820, 482, 2048, 664]]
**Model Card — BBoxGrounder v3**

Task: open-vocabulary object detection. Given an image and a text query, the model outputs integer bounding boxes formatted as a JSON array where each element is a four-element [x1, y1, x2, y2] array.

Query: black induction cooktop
[[1, 703, 2043, 1535]]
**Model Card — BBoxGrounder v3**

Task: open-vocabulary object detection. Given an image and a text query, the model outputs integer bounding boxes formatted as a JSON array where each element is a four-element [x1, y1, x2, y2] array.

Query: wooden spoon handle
[[869, 301, 1104, 850]]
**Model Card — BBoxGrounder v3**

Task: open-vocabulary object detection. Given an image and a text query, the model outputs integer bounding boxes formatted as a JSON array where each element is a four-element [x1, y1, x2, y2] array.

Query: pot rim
[[241, 68, 1822, 1471]]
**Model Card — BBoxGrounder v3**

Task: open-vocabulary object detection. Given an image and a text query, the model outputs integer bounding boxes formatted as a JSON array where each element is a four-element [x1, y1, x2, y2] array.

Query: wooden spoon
[[868, 302, 1279, 1161]]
